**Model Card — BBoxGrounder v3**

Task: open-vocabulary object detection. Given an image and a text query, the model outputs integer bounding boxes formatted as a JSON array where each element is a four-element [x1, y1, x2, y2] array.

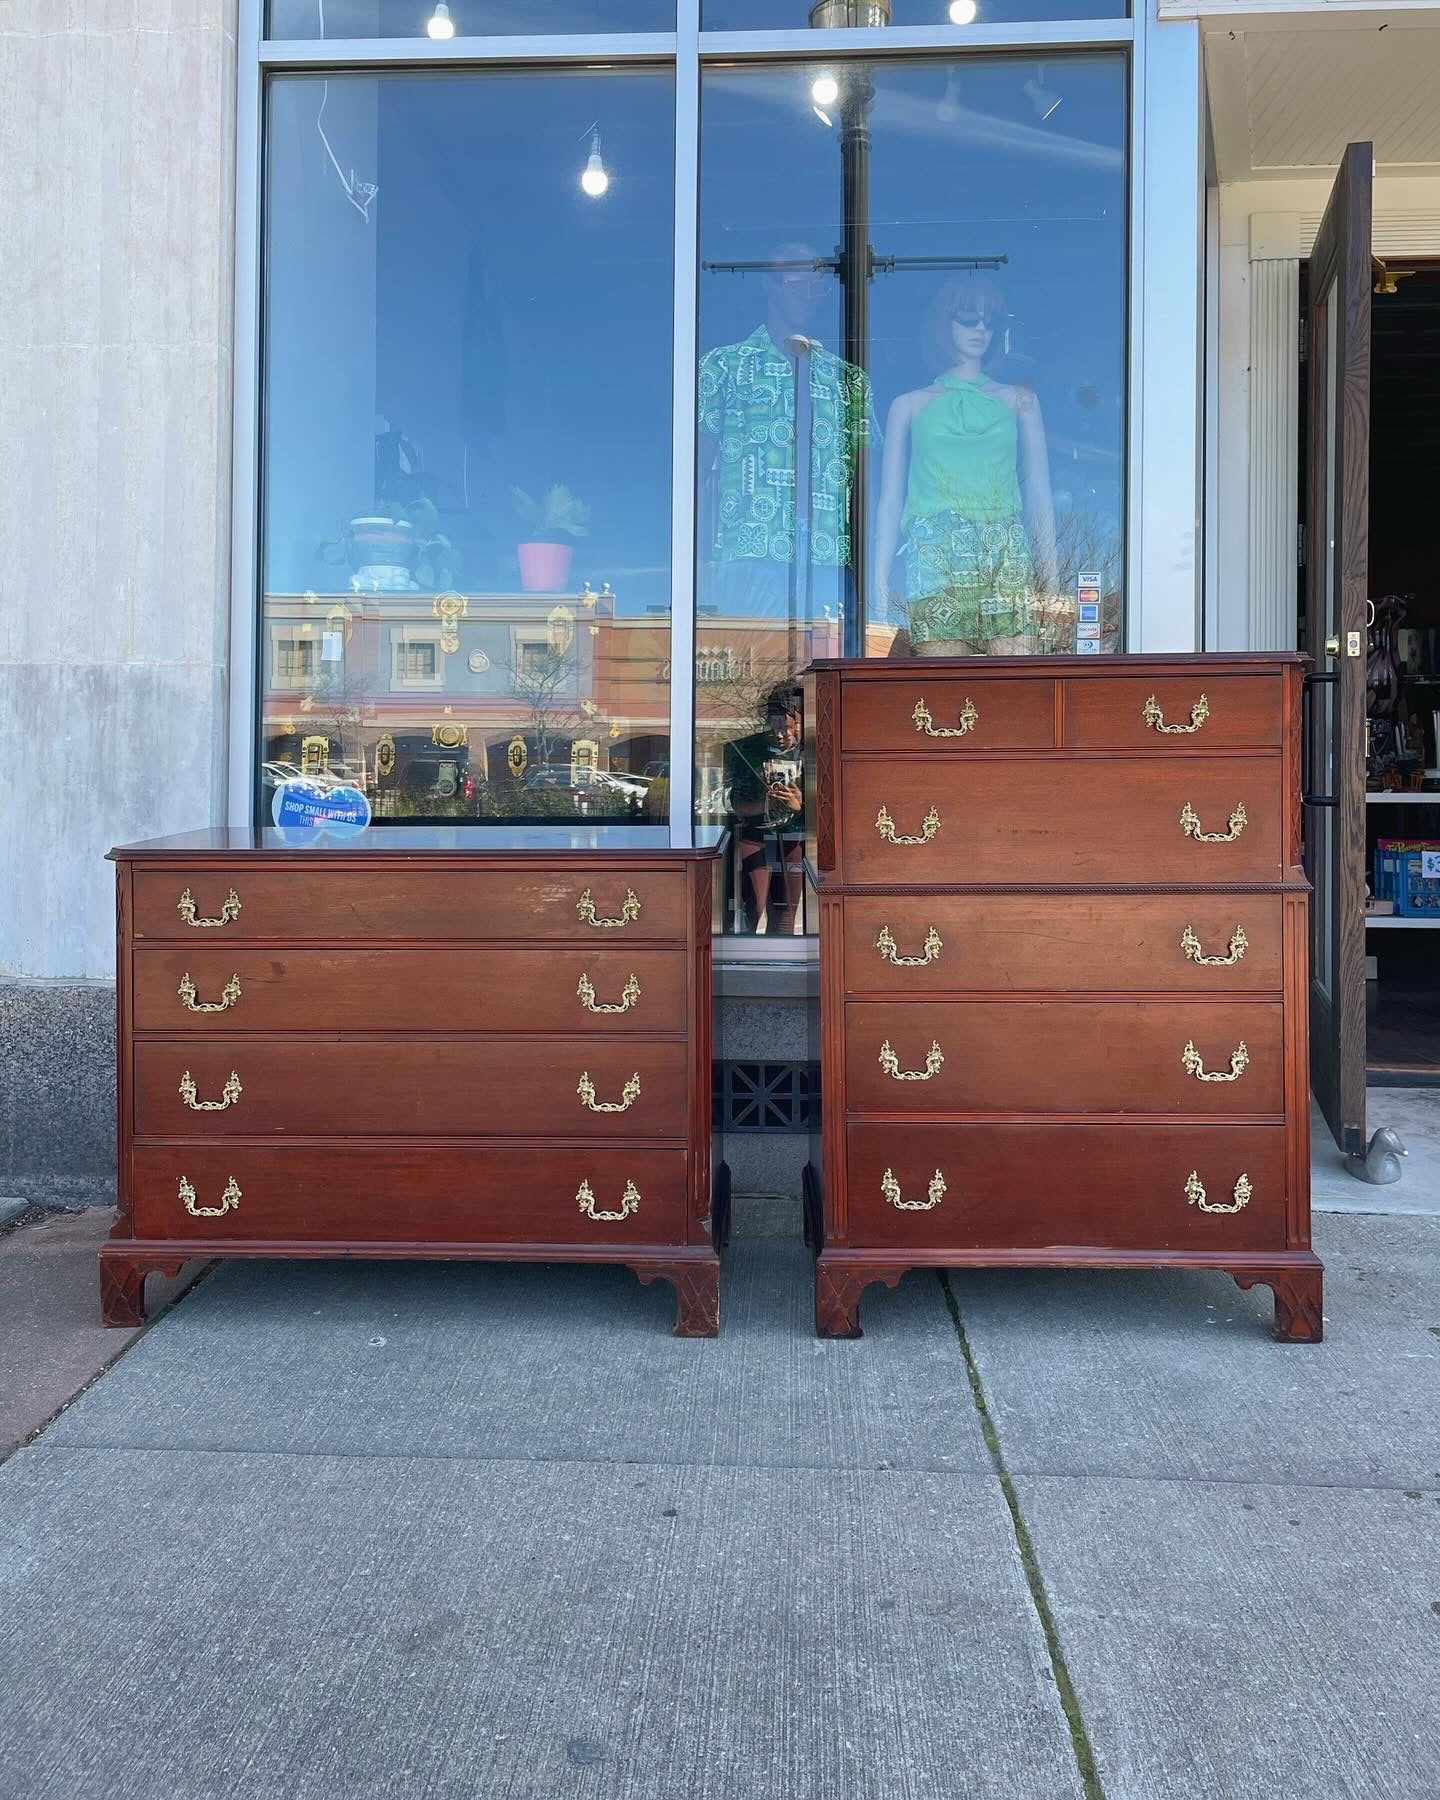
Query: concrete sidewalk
[[1, 1208, 1438, 1800]]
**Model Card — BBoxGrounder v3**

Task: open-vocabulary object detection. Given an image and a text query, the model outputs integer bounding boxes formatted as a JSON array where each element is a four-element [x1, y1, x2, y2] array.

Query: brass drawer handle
[[878, 1039, 944, 1082], [577, 1071, 641, 1113], [876, 924, 943, 966], [876, 804, 940, 846], [912, 695, 977, 738], [577, 887, 641, 929], [178, 973, 242, 1013], [179, 1070, 243, 1111], [1143, 692, 1210, 735], [1180, 925, 1248, 967], [179, 1175, 241, 1218], [1180, 801, 1247, 843], [1181, 1040, 1249, 1083], [577, 1178, 640, 1222], [881, 1167, 947, 1212], [577, 972, 641, 1014], [177, 887, 241, 928], [1184, 1170, 1252, 1215]]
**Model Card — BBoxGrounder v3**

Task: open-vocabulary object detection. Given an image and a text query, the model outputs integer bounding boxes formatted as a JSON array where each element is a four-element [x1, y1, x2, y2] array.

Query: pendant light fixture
[[580, 127, 610, 198], [947, 0, 978, 21], [427, 2, 455, 37]]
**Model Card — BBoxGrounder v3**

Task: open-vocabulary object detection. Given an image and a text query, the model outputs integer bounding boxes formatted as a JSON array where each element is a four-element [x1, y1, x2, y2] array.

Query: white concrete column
[[0, 4, 238, 979], [1246, 213, 1301, 652], [1129, 2, 1205, 651]]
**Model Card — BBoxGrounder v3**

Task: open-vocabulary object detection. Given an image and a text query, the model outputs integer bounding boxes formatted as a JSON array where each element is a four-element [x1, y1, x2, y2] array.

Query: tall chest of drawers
[[803, 654, 1323, 1342], [102, 830, 724, 1335]]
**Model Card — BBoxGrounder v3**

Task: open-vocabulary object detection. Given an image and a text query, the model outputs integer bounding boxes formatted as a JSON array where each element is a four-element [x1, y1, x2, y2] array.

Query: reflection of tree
[[694, 638, 797, 824], [896, 497, 1122, 657], [1023, 507, 1124, 655], [501, 639, 584, 774]]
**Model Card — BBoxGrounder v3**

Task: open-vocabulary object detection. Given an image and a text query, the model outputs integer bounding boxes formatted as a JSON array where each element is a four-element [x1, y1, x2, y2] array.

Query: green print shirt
[[698, 326, 872, 569]]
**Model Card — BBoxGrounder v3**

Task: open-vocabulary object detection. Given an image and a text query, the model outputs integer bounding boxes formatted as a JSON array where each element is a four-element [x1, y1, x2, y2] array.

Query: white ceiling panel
[[1204, 17, 1440, 179]]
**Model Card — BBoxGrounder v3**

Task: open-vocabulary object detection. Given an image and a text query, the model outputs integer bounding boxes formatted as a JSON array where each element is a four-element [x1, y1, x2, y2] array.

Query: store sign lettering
[[272, 778, 372, 837], [656, 646, 756, 685]]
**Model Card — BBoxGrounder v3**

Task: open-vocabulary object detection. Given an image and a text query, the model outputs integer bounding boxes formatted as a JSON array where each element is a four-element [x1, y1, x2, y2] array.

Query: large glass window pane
[[704, 2, 1125, 29], [260, 70, 675, 827], [696, 54, 1127, 931], [268, 0, 674, 36]]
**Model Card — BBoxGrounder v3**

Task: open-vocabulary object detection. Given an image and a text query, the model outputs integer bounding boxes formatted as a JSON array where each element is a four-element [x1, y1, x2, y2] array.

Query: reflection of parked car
[[523, 765, 649, 811], [262, 759, 366, 794]]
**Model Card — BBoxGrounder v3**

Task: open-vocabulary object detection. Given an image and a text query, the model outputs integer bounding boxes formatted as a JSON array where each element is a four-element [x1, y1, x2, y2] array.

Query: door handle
[[1301, 668, 1339, 809]]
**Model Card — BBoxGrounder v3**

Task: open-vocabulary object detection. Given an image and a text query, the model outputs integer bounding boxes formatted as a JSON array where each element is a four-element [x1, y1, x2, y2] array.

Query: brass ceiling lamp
[[1372, 256, 1418, 296]]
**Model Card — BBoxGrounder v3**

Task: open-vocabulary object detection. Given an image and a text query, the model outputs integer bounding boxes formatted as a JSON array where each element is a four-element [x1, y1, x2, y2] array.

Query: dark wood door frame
[[1305, 142, 1372, 1157]]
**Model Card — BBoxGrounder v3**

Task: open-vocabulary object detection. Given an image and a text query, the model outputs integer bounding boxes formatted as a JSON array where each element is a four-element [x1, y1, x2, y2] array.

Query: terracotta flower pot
[[517, 541, 574, 593]]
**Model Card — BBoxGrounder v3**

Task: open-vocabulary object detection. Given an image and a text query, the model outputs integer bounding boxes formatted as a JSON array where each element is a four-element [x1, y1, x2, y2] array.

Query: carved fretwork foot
[[1232, 1265, 1324, 1343], [815, 1257, 905, 1339], [632, 1258, 721, 1337], [99, 1255, 188, 1327]]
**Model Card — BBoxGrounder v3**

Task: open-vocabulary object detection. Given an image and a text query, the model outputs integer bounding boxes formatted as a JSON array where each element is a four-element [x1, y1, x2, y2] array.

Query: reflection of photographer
[[724, 685, 805, 935]]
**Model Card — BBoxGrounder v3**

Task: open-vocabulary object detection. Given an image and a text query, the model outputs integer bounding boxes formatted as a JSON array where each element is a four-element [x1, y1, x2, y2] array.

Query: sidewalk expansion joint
[[939, 1271, 1107, 1800], [0, 1260, 218, 1473]]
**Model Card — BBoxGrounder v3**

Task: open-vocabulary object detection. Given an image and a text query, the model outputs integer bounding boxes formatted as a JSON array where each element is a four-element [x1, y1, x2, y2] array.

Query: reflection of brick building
[[261, 586, 846, 816]]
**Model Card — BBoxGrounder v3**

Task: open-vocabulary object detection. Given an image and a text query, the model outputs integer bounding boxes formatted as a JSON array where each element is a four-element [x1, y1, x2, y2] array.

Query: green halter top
[[903, 376, 1021, 525]]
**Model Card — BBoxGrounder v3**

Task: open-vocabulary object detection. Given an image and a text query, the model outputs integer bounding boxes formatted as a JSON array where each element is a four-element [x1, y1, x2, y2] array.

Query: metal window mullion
[[258, 32, 678, 67], [230, 0, 265, 826], [667, 10, 701, 849], [698, 21, 1133, 59]]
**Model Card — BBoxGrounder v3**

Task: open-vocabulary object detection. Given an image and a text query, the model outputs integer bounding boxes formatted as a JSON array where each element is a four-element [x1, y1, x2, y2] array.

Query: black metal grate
[[714, 1061, 818, 1134]]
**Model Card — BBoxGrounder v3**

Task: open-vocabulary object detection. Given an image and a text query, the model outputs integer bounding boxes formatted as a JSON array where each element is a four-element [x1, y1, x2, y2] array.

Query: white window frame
[[389, 626, 445, 693], [230, 0, 1204, 843], [268, 621, 320, 692]]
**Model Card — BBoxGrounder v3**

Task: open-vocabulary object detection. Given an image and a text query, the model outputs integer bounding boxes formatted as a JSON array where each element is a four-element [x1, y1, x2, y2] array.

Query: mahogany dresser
[[102, 828, 725, 1335], [803, 653, 1323, 1342]]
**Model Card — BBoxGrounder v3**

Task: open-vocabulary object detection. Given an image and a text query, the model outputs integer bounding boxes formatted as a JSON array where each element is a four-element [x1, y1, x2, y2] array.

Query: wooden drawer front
[[132, 948, 687, 1036], [844, 1001, 1285, 1117], [131, 1145, 691, 1244], [837, 756, 1284, 885], [1063, 675, 1283, 751], [131, 867, 689, 943], [846, 1122, 1288, 1252], [843, 895, 1285, 994], [841, 676, 1055, 754], [134, 1039, 691, 1141]]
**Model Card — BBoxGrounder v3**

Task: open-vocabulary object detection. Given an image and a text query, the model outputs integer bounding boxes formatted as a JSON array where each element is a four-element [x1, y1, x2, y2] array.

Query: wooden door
[[1305, 143, 1372, 1156]]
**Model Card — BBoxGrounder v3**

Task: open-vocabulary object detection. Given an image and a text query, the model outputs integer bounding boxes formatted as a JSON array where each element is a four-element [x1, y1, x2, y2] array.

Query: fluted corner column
[[1247, 213, 1301, 652]]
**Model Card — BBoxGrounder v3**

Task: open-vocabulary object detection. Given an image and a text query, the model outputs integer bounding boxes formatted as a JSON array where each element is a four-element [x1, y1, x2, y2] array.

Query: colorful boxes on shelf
[[1374, 840, 1440, 918]]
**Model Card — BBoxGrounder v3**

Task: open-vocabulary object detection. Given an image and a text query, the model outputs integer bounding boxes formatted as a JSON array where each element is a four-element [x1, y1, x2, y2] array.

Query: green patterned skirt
[[903, 509, 1032, 645]]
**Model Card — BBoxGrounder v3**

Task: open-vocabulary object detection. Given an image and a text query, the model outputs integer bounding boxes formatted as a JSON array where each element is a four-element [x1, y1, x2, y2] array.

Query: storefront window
[[694, 54, 1127, 930], [259, 70, 675, 826], [267, 1, 674, 36], [703, 2, 1125, 27]]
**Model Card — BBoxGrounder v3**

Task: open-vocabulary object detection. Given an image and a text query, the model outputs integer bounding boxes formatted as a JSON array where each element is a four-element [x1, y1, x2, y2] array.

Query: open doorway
[[1301, 259, 1440, 1084]]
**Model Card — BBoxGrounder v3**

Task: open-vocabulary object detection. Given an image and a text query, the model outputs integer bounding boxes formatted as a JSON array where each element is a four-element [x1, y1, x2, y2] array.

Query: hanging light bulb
[[1024, 65, 1063, 120], [427, 2, 456, 38], [811, 71, 840, 108], [580, 130, 610, 198], [936, 70, 962, 124], [947, 0, 978, 21]]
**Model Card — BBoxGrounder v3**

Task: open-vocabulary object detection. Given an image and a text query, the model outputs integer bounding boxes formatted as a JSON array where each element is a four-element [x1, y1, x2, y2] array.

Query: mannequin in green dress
[[874, 277, 1058, 655]]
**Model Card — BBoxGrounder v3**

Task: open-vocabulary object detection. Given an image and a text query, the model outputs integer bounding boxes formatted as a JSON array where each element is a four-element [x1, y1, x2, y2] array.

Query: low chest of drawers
[[102, 830, 724, 1335], [803, 653, 1323, 1342]]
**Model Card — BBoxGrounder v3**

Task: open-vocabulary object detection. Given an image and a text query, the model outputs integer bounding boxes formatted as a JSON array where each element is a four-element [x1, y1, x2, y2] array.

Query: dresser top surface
[[806, 652, 1308, 676], [110, 825, 725, 861]]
